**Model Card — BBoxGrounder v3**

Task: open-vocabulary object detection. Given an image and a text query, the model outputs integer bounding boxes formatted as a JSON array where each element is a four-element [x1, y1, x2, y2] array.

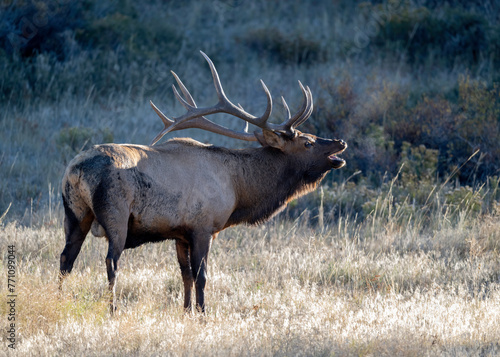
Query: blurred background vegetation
[[0, 0, 499, 225]]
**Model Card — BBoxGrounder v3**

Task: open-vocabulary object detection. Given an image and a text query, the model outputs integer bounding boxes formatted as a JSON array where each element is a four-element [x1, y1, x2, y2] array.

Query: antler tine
[[150, 100, 175, 145], [172, 84, 194, 110], [289, 81, 312, 129], [292, 84, 314, 129], [256, 80, 273, 126], [150, 100, 173, 127], [281, 96, 291, 121], [171, 70, 197, 107], [200, 51, 273, 127], [237, 103, 251, 134], [263, 95, 295, 137], [150, 83, 202, 146], [263, 81, 312, 137], [199, 51, 227, 106]]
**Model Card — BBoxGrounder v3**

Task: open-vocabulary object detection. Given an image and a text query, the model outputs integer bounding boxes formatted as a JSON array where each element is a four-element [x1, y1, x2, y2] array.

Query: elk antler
[[150, 51, 313, 145]]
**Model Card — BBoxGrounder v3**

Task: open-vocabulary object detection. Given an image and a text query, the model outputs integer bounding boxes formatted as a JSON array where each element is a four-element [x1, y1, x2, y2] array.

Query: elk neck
[[223, 146, 328, 227]]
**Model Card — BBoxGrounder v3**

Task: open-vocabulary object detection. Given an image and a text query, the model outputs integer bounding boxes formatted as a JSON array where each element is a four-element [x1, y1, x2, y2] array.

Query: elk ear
[[255, 129, 287, 150]]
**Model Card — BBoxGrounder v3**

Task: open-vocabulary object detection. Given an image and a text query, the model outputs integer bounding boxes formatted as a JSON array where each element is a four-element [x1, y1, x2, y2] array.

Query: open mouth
[[328, 149, 346, 169]]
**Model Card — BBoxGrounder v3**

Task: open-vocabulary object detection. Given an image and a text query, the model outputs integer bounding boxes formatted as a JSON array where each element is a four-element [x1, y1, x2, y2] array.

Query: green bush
[[237, 28, 325, 65], [0, 0, 87, 59], [75, 12, 181, 60], [454, 76, 500, 179], [313, 75, 407, 183], [371, 5, 489, 68], [56, 126, 113, 161], [399, 142, 438, 182], [445, 186, 483, 215], [0, 0, 180, 61], [490, 25, 500, 71], [314, 70, 500, 186]]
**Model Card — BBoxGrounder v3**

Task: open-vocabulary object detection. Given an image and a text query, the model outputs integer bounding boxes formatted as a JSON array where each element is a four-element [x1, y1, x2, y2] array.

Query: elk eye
[[304, 141, 314, 148]]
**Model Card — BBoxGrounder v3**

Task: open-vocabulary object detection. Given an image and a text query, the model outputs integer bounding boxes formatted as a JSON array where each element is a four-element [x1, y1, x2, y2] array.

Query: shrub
[[399, 142, 438, 183], [237, 28, 325, 65], [396, 141, 439, 204], [75, 12, 181, 60], [453, 76, 500, 181], [490, 25, 500, 71], [313, 75, 401, 182], [0, 0, 181, 62], [445, 186, 483, 215], [56, 126, 113, 162], [0, 0, 86, 59], [315, 71, 500, 186], [371, 5, 490, 68]]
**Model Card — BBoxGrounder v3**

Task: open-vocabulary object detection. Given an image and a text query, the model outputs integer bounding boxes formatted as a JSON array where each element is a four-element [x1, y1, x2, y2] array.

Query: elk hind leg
[[59, 200, 93, 289]]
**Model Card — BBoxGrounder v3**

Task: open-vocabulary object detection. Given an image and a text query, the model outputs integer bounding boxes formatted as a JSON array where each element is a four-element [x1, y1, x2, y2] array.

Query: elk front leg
[[190, 232, 214, 313], [176, 240, 194, 312]]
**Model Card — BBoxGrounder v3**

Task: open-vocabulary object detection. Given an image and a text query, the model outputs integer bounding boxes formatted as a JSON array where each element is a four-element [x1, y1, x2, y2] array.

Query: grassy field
[[1, 0, 500, 355], [1, 191, 500, 355]]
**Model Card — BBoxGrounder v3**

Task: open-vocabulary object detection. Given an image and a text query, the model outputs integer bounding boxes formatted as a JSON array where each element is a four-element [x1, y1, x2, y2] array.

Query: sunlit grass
[[1, 199, 499, 356]]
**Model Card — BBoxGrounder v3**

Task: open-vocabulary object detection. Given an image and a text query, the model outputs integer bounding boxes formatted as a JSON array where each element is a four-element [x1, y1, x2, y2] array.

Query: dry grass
[[1, 206, 499, 356]]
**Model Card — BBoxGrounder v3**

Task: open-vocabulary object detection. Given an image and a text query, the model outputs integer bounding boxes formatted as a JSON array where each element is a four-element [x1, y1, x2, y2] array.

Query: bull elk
[[59, 51, 347, 314]]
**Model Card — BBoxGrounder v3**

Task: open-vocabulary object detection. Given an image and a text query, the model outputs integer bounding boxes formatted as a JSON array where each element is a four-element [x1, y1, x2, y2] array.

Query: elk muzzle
[[326, 139, 347, 169]]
